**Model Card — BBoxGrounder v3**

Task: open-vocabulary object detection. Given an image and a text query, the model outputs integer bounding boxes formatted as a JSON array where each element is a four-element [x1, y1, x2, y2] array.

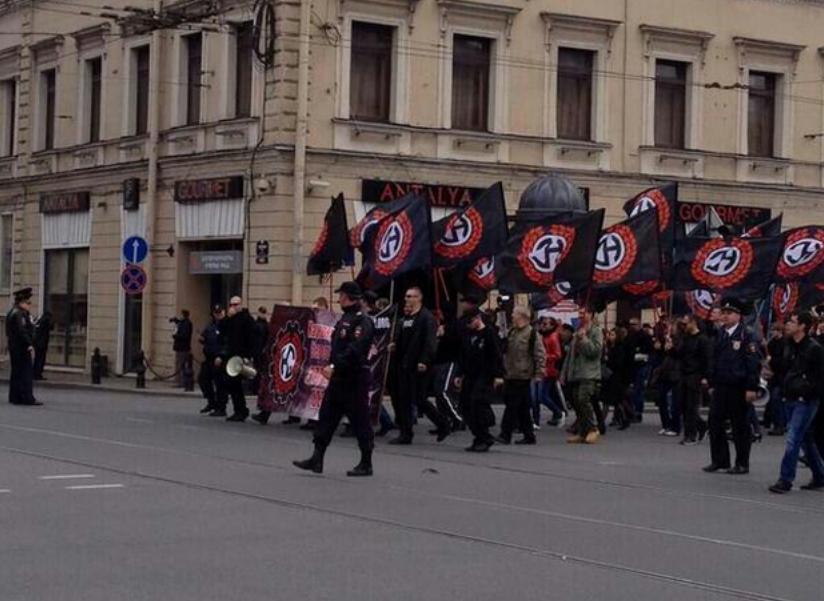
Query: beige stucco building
[[2, 0, 824, 373]]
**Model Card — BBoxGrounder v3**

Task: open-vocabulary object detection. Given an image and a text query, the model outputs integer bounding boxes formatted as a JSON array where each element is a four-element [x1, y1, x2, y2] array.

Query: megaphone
[[753, 377, 770, 409], [226, 356, 257, 379]]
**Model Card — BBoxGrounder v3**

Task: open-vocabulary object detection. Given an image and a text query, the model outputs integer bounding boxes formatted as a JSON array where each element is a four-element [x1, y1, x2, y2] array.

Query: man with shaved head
[[222, 295, 256, 422]]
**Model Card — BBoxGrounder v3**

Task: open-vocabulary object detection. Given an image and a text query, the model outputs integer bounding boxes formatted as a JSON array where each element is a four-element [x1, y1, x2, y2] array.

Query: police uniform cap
[[719, 297, 746, 315], [14, 287, 33, 302], [211, 303, 224, 313], [334, 281, 363, 299]]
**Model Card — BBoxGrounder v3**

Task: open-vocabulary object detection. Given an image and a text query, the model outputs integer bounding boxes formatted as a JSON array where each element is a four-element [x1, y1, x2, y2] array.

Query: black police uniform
[[198, 317, 228, 413], [707, 323, 761, 471], [6, 296, 37, 405], [295, 302, 375, 475], [457, 323, 504, 450]]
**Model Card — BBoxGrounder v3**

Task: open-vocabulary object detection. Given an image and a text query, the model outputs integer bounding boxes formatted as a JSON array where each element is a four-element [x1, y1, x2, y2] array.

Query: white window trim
[[172, 31, 208, 127], [218, 15, 265, 120], [121, 37, 151, 137], [640, 25, 713, 151], [33, 64, 58, 152], [734, 37, 804, 159], [76, 53, 106, 145], [541, 13, 621, 142], [0, 212, 14, 295], [338, 12, 410, 124]]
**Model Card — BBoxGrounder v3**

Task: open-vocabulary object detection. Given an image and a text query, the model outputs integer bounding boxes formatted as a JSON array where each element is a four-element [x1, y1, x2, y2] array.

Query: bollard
[[182, 353, 195, 392], [134, 350, 146, 389], [91, 348, 103, 385]]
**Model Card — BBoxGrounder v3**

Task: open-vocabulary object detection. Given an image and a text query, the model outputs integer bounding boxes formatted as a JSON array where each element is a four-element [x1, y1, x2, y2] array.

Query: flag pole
[[379, 279, 399, 415]]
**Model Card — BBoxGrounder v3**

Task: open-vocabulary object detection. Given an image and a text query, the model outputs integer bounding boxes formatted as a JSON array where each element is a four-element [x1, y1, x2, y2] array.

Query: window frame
[[653, 58, 689, 150], [121, 39, 151, 138], [233, 21, 255, 119], [0, 77, 16, 157], [184, 32, 203, 126], [38, 67, 57, 151], [0, 212, 13, 295], [746, 70, 778, 158], [555, 46, 595, 141], [349, 20, 395, 123]]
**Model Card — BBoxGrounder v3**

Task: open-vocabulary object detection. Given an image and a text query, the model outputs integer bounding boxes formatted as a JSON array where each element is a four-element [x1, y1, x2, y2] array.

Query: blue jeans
[[531, 379, 564, 424], [779, 399, 824, 484], [766, 386, 786, 429], [631, 364, 650, 417], [657, 382, 681, 433]]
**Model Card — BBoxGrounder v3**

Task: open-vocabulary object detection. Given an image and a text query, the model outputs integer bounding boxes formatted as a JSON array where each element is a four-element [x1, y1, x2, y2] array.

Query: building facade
[[2, 0, 824, 372]]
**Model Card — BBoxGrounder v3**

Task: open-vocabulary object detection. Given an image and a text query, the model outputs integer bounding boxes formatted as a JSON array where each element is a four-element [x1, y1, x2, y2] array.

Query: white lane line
[[125, 418, 153, 424], [39, 474, 95, 480], [65, 484, 124, 491], [0, 489, 10, 494]]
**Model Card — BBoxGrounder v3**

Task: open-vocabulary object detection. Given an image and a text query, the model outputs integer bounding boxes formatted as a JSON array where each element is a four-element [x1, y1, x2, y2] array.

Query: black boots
[[347, 448, 373, 477], [293, 445, 325, 474]]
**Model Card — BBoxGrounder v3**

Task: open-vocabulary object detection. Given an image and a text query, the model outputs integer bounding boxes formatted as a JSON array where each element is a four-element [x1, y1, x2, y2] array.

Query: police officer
[[704, 298, 761, 474], [6, 287, 41, 406], [198, 304, 228, 416], [293, 282, 376, 476]]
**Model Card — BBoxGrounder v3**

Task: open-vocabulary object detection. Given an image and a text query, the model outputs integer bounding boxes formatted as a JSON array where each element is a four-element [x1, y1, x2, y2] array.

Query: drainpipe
[[141, 0, 162, 362], [291, 0, 311, 305]]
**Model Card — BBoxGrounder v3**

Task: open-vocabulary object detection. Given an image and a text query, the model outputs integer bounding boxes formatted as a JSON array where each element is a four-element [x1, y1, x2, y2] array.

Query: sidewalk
[[0, 364, 200, 398]]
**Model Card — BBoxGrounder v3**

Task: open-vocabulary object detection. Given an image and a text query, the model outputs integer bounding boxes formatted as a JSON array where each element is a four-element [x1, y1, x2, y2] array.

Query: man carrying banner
[[293, 282, 376, 477], [703, 298, 762, 475]]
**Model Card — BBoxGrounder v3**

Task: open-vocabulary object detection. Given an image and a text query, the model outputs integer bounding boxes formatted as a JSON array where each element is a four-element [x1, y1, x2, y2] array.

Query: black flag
[[349, 193, 417, 254], [432, 182, 508, 268], [307, 194, 353, 275], [774, 226, 824, 283], [497, 210, 604, 294], [743, 214, 782, 238], [623, 183, 677, 280], [455, 256, 497, 297], [773, 281, 824, 319], [593, 210, 661, 289], [674, 235, 783, 301], [366, 196, 432, 285]]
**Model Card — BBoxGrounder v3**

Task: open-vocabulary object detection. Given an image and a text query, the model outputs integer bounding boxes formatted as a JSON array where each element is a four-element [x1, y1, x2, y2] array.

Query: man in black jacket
[[765, 322, 787, 436], [221, 296, 256, 422], [672, 314, 711, 445], [389, 287, 451, 445], [198, 304, 228, 416], [769, 311, 824, 493], [171, 310, 193, 387], [6, 288, 40, 406], [32, 311, 52, 380]]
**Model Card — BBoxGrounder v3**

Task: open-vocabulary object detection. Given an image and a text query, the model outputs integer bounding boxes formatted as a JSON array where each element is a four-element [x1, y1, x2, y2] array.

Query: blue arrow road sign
[[122, 236, 148, 264]]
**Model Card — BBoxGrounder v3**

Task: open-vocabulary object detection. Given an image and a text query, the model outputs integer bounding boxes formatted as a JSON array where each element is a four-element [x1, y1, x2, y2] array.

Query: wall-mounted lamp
[[307, 178, 331, 194]]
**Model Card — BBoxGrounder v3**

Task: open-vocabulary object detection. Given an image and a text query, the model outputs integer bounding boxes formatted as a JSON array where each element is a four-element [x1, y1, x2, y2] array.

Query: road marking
[[0, 489, 10, 494], [65, 484, 124, 491], [125, 418, 153, 424], [39, 474, 95, 480]]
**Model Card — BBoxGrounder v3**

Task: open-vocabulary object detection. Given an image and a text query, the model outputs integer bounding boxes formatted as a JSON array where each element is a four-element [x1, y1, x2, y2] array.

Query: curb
[[0, 377, 201, 399]]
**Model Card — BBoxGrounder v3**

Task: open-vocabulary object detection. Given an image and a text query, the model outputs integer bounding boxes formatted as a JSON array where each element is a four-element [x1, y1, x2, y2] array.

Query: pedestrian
[[388, 287, 451, 445], [198, 304, 228, 416], [293, 282, 376, 476], [32, 310, 53, 380], [252, 306, 270, 395], [765, 321, 787, 436], [6, 287, 40, 406], [171, 309, 193, 387], [768, 311, 824, 493], [221, 296, 256, 422], [672, 314, 711, 445], [627, 318, 654, 422], [535, 316, 567, 427], [455, 307, 504, 452], [655, 319, 682, 437], [497, 306, 545, 445], [561, 308, 603, 444], [604, 325, 634, 430], [703, 298, 761, 475]]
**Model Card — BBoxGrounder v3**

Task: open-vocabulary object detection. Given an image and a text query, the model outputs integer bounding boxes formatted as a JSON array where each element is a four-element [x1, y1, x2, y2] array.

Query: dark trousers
[[314, 373, 374, 453], [33, 344, 47, 379], [9, 348, 35, 405], [225, 374, 248, 417], [709, 385, 751, 469], [679, 375, 705, 441], [460, 376, 495, 445], [392, 368, 448, 439], [198, 359, 227, 410], [431, 362, 462, 424], [501, 379, 534, 441]]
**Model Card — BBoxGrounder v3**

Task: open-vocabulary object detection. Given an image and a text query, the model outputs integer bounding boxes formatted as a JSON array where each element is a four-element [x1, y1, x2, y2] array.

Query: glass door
[[44, 248, 89, 367]]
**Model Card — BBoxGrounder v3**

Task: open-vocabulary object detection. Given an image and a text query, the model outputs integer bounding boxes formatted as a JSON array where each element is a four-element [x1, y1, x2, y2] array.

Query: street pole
[[291, 0, 311, 305]]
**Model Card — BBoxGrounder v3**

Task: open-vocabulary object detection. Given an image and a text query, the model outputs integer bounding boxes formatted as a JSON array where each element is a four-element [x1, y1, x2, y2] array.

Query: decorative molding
[[439, 0, 523, 44], [339, 0, 421, 32], [31, 35, 65, 64], [639, 24, 714, 65], [541, 12, 622, 54], [0, 45, 19, 75], [734, 36, 805, 75], [72, 23, 112, 54]]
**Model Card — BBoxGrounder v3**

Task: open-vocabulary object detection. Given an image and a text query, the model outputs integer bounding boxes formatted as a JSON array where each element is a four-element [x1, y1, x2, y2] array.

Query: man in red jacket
[[532, 317, 567, 427]]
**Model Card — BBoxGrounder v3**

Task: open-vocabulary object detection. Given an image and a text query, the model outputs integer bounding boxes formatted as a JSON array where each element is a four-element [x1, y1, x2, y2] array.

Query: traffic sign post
[[122, 236, 149, 264], [121, 264, 148, 295]]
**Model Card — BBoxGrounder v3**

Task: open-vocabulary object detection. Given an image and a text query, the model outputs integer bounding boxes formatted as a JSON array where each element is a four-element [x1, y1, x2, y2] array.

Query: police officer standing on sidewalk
[[703, 298, 761, 475], [293, 282, 376, 476], [6, 287, 41, 406]]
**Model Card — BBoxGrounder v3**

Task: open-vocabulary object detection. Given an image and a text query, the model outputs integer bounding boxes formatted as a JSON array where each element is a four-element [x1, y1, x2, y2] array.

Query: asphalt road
[[1, 386, 822, 601]]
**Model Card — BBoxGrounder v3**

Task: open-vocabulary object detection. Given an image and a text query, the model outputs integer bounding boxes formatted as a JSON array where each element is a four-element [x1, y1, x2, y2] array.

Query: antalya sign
[[362, 179, 486, 208]]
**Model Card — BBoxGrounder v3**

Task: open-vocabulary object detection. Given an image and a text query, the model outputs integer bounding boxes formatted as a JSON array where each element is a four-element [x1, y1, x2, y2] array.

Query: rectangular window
[[748, 71, 776, 158], [87, 57, 102, 143], [2, 79, 15, 156], [185, 34, 202, 125], [44, 247, 89, 368], [41, 68, 56, 150], [134, 46, 150, 135], [452, 35, 490, 132], [654, 60, 687, 149], [350, 22, 394, 123], [0, 214, 12, 292], [235, 22, 254, 118], [557, 48, 593, 141]]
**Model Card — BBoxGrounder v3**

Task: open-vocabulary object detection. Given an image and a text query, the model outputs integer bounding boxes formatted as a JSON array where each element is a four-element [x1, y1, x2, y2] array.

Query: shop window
[[452, 35, 490, 132], [655, 60, 687, 149], [1, 78, 15, 156], [39, 68, 56, 150], [185, 33, 202, 125], [234, 22, 254, 118], [350, 21, 394, 123], [0, 214, 12, 292], [44, 248, 88, 368], [557, 48, 593, 141], [748, 71, 776, 158], [134, 45, 150, 135]]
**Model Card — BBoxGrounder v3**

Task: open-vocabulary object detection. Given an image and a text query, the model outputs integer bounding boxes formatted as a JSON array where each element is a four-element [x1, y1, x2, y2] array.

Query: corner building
[[2, 0, 824, 373]]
